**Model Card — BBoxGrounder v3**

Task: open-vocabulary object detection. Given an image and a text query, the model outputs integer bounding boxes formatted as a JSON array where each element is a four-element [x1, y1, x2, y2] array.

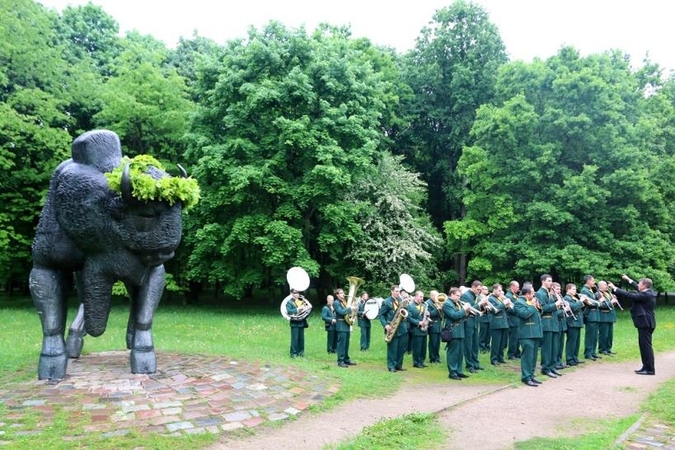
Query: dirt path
[[212, 351, 675, 450]]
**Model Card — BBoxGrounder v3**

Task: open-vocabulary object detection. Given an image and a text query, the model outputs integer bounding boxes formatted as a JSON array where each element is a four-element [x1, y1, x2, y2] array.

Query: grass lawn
[[1, 295, 673, 449]]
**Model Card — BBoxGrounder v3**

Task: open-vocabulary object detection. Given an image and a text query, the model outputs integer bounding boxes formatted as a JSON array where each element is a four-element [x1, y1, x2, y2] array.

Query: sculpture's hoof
[[65, 332, 85, 358], [130, 349, 156, 374], [38, 353, 68, 381]]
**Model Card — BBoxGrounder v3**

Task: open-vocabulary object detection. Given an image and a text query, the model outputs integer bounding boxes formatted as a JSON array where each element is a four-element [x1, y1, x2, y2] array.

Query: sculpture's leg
[[65, 303, 86, 358], [29, 267, 69, 380], [125, 285, 138, 350], [130, 265, 165, 374]]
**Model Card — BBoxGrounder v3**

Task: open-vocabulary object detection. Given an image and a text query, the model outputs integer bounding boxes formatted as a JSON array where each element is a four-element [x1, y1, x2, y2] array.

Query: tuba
[[280, 267, 313, 320], [344, 276, 365, 326], [433, 293, 446, 320]]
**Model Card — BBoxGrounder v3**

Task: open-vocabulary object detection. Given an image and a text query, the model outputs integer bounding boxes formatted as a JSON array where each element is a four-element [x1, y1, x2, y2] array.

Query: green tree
[[94, 31, 194, 161], [185, 22, 411, 298], [447, 48, 675, 289], [0, 0, 75, 290], [396, 0, 507, 283]]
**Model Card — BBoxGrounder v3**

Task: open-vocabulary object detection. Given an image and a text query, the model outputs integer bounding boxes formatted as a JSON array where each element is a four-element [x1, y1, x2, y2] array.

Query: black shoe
[[413, 364, 423, 368], [567, 362, 578, 366], [449, 374, 461, 380], [634, 367, 646, 373], [468, 368, 477, 373], [338, 362, 348, 368], [345, 361, 357, 366], [388, 368, 397, 373], [551, 369, 563, 376], [523, 380, 538, 387], [635, 370, 655, 375], [586, 356, 598, 361], [543, 372, 557, 378], [476, 366, 485, 370], [576, 360, 585, 364], [420, 363, 428, 368], [555, 364, 568, 370], [491, 362, 500, 366], [592, 354, 602, 359], [396, 367, 407, 371], [531, 378, 542, 384], [458, 373, 469, 378]]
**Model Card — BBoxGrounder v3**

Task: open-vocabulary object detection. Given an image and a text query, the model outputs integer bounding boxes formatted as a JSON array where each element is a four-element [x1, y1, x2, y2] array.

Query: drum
[[364, 299, 380, 320]]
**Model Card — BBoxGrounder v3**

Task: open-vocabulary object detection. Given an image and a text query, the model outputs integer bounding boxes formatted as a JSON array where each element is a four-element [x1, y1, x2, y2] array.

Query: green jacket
[[357, 299, 371, 327], [536, 287, 559, 332], [286, 297, 309, 328], [426, 298, 443, 333], [321, 305, 336, 331], [514, 297, 543, 339], [597, 291, 617, 323], [442, 299, 467, 339], [378, 296, 409, 336], [580, 286, 600, 322], [460, 290, 478, 330], [406, 301, 429, 336], [505, 290, 520, 327], [333, 298, 353, 332], [564, 295, 584, 328], [488, 295, 509, 329]]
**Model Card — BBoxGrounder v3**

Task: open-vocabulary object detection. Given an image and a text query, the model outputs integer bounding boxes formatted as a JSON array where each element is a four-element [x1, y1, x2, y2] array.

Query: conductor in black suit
[[608, 275, 656, 375]]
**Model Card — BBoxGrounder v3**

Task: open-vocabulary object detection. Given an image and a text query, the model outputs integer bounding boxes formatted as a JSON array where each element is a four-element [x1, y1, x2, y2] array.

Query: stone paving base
[[0, 351, 339, 443], [624, 420, 675, 449]]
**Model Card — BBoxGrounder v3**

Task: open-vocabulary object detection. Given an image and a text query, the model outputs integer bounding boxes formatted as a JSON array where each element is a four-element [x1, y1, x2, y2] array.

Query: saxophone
[[384, 298, 409, 343]]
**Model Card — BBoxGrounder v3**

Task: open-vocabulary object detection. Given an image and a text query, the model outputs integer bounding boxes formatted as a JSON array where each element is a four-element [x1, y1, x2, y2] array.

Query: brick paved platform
[[0, 351, 339, 442]]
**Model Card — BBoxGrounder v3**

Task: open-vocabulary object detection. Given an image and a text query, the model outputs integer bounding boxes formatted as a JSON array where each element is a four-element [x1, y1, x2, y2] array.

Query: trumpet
[[579, 294, 600, 307], [480, 296, 498, 313], [461, 301, 483, 316]]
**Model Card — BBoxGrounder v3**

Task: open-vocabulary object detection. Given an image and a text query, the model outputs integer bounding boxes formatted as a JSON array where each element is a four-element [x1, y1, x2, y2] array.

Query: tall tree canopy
[[446, 48, 675, 289], [395, 0, 507, 283], [185, 22, 436, 297]]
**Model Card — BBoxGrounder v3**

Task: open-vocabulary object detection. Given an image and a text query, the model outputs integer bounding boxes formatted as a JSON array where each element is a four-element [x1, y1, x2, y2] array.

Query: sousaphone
[[280, 267, 312, 320], [399, 273, 415, 294]]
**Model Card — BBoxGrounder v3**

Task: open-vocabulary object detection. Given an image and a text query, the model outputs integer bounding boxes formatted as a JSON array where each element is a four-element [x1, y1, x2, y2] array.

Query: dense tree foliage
[[2, 0, 675, 298], [447, 48, 675, 289], [184, 23, 437, 298]]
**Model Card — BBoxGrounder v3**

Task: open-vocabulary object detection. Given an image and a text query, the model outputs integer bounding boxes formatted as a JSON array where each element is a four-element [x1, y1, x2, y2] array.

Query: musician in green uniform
[[333, 288, 357, 368], [285, 289, 309, 357], [505, 281, 521, 359], [321, 295, 337, 353], [406, 290, 429, 368], [514, 286, 543, 387], [536, 274, 563, 378], [478, 285, 491, 353], [379, 285, 409, 372], [488, 284, 509, 365], [552, 282, 568, 370], [596, 281, 618, 355], [563, 283, 585, 366], [443, 287, 471, 380], [461, 281, 485, 373], [426, 290, 443, 364], [581, 275, 601, 360], [357, 291, 372, 351]]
